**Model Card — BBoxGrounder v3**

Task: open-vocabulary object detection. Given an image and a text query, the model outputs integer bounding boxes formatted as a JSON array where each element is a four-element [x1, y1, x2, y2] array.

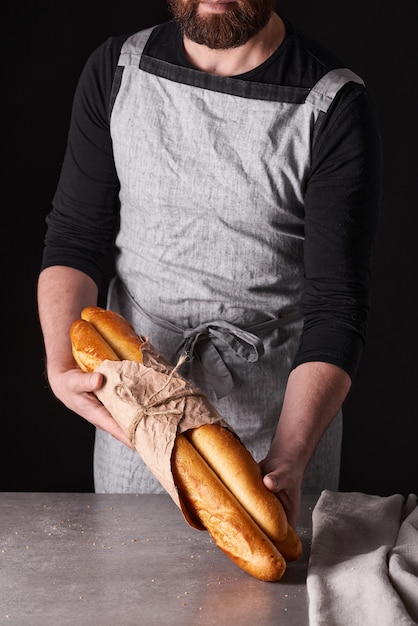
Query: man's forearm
[[271, 361, 352, 469], [37, 266, 99, 373]]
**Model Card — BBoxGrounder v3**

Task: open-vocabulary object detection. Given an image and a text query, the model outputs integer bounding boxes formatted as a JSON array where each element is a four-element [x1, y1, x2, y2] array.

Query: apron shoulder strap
[[109, 27, 156, 119], [307, 68, 365, 113]]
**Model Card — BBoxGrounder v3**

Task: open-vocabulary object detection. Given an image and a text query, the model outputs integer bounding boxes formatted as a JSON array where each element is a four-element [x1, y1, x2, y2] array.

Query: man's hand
[[38, 267, 132, 448], [259, 361, 352, 528], [259, 456, 303, 528], [47, 367, 132, 448]]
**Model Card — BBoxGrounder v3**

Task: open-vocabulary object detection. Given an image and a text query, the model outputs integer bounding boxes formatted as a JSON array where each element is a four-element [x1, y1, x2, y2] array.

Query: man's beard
[[168, 0, 276, 50]]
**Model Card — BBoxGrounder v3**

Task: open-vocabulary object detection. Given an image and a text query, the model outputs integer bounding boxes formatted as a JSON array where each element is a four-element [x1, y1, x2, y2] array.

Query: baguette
[[81, 306, 145, 363], [171, 434, 286, 581], [69, 307, 302, 580], [70, 318, 120, 372], [185, 424, 288, 542]]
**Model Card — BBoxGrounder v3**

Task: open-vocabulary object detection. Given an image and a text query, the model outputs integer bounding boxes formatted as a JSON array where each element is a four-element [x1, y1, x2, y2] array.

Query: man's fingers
[[93, 409, 133, 448], [88, 371, 103, 390], [86, 401, 133, 448], [70, 370, 133, 448], [263, 473, 299, 527]]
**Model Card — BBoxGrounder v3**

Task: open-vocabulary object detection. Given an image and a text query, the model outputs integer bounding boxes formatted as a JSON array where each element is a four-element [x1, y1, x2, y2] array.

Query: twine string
[[112, 352, 204, 446]]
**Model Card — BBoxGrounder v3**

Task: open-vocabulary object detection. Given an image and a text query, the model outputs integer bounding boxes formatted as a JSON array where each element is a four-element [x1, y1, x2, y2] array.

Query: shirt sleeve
[[292, 83, 383, 379], [40, 35, 127, 290]]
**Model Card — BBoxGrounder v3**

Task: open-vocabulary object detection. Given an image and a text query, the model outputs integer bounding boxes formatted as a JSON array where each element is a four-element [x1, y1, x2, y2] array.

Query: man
[[37, 0, 382, 526]]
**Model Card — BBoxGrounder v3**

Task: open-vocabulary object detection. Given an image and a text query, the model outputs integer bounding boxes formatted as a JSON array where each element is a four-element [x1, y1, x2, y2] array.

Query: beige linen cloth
[[307, 490, 418, 625]]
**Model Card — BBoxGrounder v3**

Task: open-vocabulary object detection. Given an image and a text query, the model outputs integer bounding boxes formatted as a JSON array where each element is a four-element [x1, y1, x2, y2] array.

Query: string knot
[[112, 352, 202, 446]]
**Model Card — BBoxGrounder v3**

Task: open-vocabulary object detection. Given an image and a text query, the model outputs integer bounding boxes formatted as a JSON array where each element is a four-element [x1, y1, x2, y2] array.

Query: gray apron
[[94, 28, 362, 494]]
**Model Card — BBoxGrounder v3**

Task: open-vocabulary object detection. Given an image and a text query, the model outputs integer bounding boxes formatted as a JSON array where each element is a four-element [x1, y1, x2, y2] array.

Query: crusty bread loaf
[[69, 307, 302, 580], [70, 318, 120, 372], [185, 424, 288, 542], [171, 434, 287, 582], [81, 306, 145, 363]]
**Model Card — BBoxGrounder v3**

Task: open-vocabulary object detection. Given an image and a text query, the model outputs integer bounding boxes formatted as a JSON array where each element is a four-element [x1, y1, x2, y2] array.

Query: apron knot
[[122, 283, 301, 400], [179, 320, 265, 399]]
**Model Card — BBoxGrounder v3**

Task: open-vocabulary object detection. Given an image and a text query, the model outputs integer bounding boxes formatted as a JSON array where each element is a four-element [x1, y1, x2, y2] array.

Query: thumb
[[263, 473, 279, 493], [88, 371, 103, 390]]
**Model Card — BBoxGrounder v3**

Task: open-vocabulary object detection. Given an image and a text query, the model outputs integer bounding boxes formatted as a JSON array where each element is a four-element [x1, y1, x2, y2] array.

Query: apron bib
[[93, 29, 360, 493]]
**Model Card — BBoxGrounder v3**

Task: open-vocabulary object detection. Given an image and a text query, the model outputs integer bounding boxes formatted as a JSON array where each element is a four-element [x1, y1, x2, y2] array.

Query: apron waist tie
[[123, 285, 301, 399]]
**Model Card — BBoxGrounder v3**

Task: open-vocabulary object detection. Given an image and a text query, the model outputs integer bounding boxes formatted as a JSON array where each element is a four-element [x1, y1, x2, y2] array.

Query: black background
[[4, 1, 417, 495]]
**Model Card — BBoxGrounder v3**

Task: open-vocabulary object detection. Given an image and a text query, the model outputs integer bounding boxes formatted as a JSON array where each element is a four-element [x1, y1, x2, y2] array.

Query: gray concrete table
[[0, 492, 318, 625]]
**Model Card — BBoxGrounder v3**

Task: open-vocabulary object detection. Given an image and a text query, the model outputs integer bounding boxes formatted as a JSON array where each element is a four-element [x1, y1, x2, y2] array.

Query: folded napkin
[[307, 490, 418, 625]]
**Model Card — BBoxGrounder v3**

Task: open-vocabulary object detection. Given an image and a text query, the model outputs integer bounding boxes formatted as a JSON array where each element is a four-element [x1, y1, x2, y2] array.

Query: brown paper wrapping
[[95, 341, 232, 526]]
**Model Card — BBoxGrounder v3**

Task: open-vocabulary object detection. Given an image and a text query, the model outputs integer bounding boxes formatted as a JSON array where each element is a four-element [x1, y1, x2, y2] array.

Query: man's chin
[[170, 0, 275, 50]]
